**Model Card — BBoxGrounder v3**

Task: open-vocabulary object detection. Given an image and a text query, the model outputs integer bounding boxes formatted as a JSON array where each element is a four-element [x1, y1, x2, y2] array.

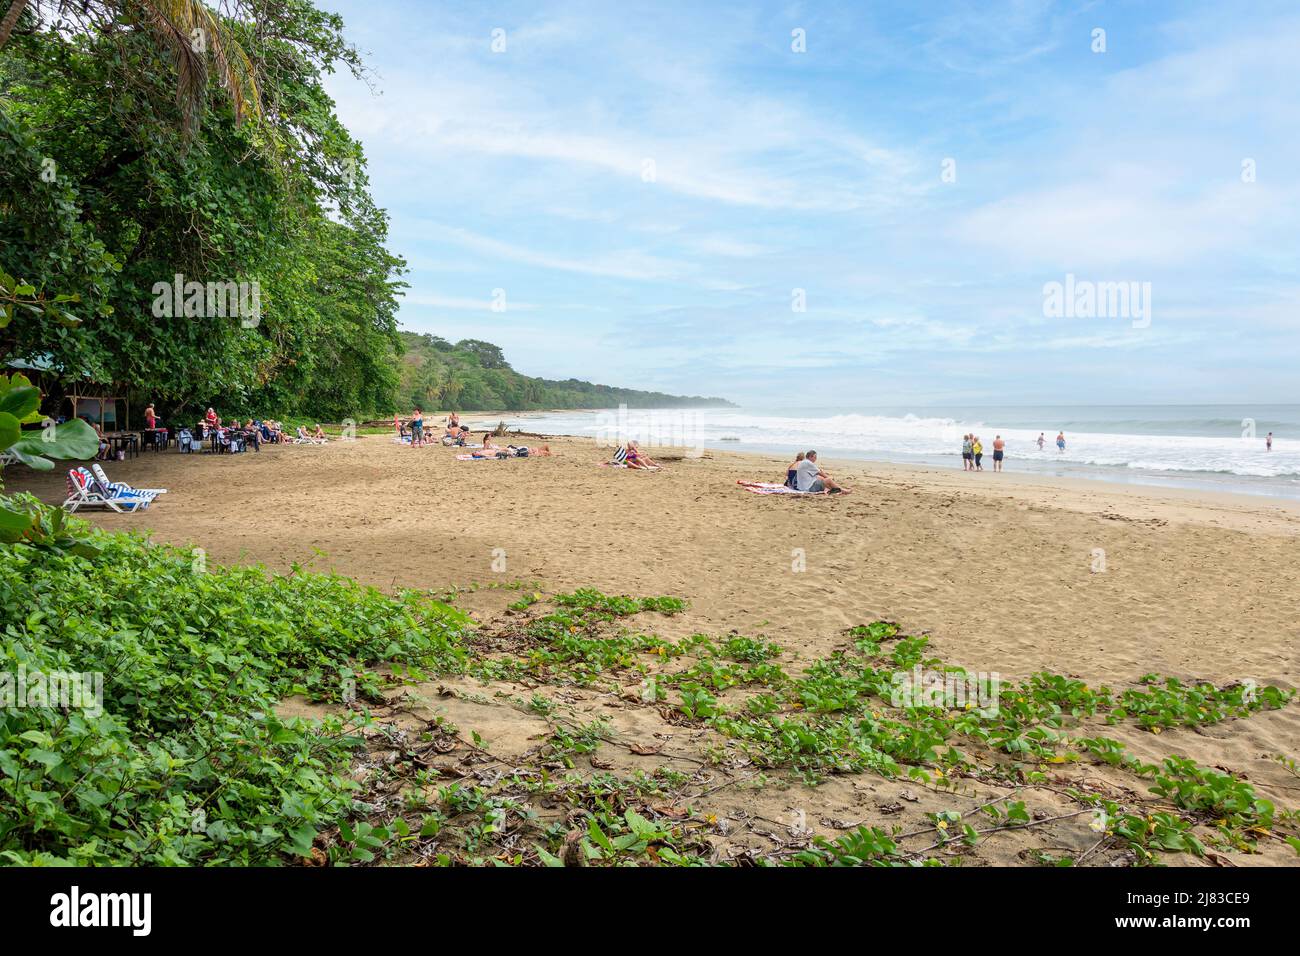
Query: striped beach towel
[[737, 480, 827, 496]]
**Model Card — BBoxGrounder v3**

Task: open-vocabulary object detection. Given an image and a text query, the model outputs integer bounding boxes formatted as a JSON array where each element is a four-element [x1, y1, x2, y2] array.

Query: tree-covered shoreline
[[395, 332, 733, 412]]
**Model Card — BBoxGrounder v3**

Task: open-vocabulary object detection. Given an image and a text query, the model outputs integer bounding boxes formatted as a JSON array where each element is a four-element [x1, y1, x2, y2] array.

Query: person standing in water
[[992, 435, 1006, 471], [1037, 432, 1046, 451], [972, 435, 984, 471], [1266, 432, 1273, 451], [1056, 431, 1066, 453], [962, 434, 974, 471]]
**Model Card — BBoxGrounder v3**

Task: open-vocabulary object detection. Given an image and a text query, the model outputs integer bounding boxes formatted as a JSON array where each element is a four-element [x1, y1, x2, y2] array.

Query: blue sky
[[320, 0, 1300, 406]]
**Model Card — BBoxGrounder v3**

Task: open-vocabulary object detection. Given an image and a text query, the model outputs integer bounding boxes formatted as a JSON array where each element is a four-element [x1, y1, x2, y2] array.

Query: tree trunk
[[0, 0, 29, 51]]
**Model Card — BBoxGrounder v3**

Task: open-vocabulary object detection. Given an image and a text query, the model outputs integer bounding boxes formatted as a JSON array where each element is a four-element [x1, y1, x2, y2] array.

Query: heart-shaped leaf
[[0, 412, 20, 451], [9, 419, 99, 464], [0, 386, 39, 421]]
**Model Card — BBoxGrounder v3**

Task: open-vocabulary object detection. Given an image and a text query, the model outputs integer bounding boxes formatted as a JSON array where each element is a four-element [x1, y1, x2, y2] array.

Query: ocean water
[[464, 404, 1300, 500]]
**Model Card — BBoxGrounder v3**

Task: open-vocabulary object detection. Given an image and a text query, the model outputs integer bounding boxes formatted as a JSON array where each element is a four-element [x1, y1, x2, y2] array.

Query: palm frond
[[138, 0, 262, 135]]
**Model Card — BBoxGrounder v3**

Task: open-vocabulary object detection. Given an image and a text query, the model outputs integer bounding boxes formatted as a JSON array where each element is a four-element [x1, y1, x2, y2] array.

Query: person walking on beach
[[796, 451, 849, 494], [962, 434, 974, 471], [1266, 432, 1273, 451], [1037, 432, 1046, 451], [992, 435, 1005, 472], [972, 436, 984, 471], [1056, 431, 1066, 453]]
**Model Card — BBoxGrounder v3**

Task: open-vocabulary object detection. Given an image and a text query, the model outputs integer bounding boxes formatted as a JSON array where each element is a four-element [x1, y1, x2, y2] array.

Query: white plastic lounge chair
[[63, 469, 151, 513], [294, 426, 325, 445], [79, 466, 158, 505], [91, 463, 167, 497]]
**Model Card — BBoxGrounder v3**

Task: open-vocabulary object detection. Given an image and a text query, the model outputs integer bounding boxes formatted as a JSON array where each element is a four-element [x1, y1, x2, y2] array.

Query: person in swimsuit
[[1056, 431, 1066, 452], [784, 451, 805, 488], [992, 435, 1005, 472], [410, 408, 424, 446], [962, 434, 974, 471], [625, 441, 661, 469], [1037, 433, 1046, 451], [972, 436, 983, 471], [1266, 432, 1273, 451]]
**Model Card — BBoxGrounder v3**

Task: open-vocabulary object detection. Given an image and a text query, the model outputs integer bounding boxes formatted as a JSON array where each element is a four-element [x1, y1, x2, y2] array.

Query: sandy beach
[[14, 434, 1300, 865]]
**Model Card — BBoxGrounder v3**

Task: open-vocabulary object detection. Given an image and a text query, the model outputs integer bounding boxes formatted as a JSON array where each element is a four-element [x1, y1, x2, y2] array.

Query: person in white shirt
[[794, 450, 848, 494]]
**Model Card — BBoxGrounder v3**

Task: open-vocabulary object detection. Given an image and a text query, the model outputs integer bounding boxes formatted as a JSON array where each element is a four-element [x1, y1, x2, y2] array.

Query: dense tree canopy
[[0, 0, 403, 422]]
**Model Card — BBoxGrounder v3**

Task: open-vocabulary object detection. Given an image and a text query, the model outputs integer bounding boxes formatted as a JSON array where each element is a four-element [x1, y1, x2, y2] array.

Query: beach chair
[[91, 463, 167, 497], [63, 469, 151, 513], [77, 466, 157, 505], [294, 426, 324, 445]]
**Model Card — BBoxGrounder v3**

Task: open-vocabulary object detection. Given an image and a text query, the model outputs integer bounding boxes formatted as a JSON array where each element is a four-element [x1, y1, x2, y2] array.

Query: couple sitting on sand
[[612, 441, 660, 470], [443, 424, 473, 445], [784, 450, 849, 494]]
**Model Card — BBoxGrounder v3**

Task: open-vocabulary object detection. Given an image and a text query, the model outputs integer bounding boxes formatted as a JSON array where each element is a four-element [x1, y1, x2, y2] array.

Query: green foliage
[[1, 2, 403, 422], [787, 826, 923, 867], [0, 505, 470, 864], [0, 373, 98, 541], [1109, 676, 1289, 731]]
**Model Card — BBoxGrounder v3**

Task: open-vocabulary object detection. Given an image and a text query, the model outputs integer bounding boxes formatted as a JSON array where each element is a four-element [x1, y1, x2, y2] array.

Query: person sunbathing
[[312, 424, 327, 441], [625, 441, 660, 469], [482, 432, 500, 451], [506, 443, 549, 457]]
